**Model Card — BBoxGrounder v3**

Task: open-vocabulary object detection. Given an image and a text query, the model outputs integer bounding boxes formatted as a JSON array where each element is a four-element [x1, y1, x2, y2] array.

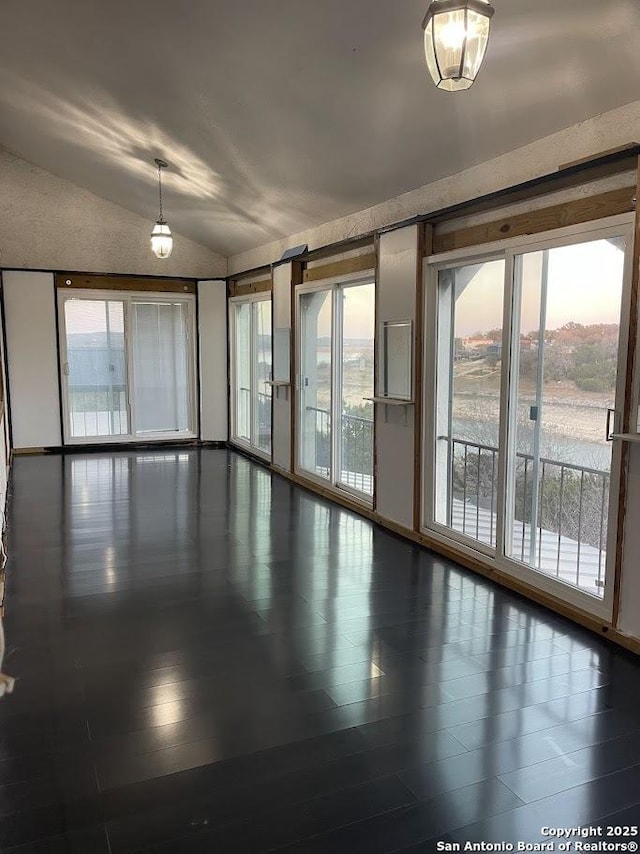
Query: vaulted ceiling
[[2, 0, 640, 257]]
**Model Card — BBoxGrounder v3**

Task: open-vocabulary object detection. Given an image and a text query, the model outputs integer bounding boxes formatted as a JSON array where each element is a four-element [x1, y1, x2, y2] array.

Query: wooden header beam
[[56, 273, 196, 294], [303, 252, 376, 283], [228, 277, 272, 298], [432, 185, 636, 254]]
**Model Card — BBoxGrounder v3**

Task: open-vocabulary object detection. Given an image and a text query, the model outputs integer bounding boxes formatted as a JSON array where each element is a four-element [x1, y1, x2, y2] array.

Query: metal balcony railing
[[443, 436, 609, 595], [237, 387, 272, 452], [303, 406, 373, 495]]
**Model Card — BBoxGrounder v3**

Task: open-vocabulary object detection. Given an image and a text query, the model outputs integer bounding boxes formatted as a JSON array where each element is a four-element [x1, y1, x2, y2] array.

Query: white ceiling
[[2, 0, 640, 258]]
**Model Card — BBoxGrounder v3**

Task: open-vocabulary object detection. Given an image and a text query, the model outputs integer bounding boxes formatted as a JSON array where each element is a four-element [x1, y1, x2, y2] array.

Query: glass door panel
[[131, 302, 191, 433], [299, 290, 332, 479], [339, 283, 375, 495], [434, 259, 505, 548], [254, 300, 272, 455], [506, 237, 626, 597], [234, 302, 251, 443], [64, 298, 128, 439]]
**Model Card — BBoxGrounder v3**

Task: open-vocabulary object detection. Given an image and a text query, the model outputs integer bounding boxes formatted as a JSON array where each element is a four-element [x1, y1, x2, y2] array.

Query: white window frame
[[229, 292, 273, 462], [58, 288, 198, 445], [422, 213, 635, 622], [295, 272, 376, 505]]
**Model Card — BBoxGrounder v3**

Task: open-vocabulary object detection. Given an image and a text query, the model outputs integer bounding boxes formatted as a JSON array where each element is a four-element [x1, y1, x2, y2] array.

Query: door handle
[[606, 408, 617, 442]]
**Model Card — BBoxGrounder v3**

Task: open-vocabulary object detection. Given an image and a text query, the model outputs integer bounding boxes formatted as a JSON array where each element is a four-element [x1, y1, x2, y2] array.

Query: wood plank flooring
[[0, 448, 639, 852]]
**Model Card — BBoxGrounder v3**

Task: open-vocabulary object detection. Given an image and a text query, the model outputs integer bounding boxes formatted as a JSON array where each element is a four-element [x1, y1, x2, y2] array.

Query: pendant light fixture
[[422, 0, 494, 92], [150, 158, 173, 259]]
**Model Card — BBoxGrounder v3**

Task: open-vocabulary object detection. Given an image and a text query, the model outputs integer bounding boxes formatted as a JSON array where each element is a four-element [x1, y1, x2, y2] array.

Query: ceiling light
[[422, 0, 494, 92], [150, 158, 173, 259]]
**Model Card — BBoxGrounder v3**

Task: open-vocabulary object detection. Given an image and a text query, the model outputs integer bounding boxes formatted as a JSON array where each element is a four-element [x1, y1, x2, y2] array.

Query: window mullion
[[332, 286, 342, 486], [124, 295, 136, 437], [251, 302, 258, 449], [496, 253, 516, 561]]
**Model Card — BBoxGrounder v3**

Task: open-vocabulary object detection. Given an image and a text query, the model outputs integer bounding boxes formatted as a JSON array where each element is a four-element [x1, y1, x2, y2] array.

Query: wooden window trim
[[303, 252, 377, 283]]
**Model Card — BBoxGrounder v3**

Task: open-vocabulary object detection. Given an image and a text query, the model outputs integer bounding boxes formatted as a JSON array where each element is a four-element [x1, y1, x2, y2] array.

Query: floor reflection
[[1, 448, 638, 852]]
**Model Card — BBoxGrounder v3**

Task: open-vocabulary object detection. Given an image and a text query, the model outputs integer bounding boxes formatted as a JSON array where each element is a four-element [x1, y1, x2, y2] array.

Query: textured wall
[[0, 148, 226, 278], [228, 100, 640, 274], [198, 280, 228, 442], [3, 272, 61, 449], [375, 226, 419, 530]]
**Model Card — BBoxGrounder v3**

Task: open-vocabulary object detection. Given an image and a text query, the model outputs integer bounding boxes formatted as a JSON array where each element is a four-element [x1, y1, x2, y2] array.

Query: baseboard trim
[[13, 439, 228, 455]]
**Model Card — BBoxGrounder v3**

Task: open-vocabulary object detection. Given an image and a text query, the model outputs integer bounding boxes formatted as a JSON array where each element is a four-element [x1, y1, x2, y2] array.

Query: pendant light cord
[[157, 162, 164, 224]]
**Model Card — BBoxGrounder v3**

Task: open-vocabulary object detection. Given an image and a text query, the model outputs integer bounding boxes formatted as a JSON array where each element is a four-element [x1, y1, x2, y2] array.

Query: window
[[230, 296, 272, 457], [59, 291, 196, 443], [297, 279, 375, 499]]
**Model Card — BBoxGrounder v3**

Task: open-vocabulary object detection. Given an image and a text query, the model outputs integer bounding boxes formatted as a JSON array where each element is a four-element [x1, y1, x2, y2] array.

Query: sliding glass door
[[230, 295, 272, 457], [59, 291, 196, 443], [426, 220, 632, 615], [63, 298, 129, 439], [433, 259, 505, 549], [340, 283, 375, 494], [505, 237, 626, 598], [299, 289, 332, 479], [297, 280, 375, 500], [254, 301, 273, 455]]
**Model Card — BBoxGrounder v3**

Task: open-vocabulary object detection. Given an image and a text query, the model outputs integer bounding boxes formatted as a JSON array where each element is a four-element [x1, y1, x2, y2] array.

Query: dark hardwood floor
[[1, 448, 640, 852]]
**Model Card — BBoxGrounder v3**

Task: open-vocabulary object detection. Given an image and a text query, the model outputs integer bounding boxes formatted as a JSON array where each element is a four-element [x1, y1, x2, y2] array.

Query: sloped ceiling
[[2, 0, 640, 257]]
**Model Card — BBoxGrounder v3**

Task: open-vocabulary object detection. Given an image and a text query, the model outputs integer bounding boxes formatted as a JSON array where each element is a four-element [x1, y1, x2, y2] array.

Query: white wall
[[0, 148, 226, 279], [3, 271, 61, 449], [271, 263, 293, 472], [229, 100, 640, 274], [375, 226, 419, 529], [198, 280, 228, 442]]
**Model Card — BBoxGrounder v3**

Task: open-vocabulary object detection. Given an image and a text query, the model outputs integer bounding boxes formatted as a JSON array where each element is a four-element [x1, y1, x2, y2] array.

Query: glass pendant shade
[[150, 221, 173, 259], [423, 0, 494, 91], [150, 158, 173, 259]]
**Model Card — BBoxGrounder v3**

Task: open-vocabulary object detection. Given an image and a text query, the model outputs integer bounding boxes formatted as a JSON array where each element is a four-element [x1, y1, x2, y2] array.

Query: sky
[[454, 238, 626, 337], [307, 281, 375, 340]]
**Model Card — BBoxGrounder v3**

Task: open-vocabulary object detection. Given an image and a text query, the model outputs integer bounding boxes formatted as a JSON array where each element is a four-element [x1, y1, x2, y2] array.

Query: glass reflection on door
[[339, 283, 375, 496], [232, 298, 272, 456], [254, 300, 272, 455], [64, 298, 128, 439], [234, 302, 251, 443], [506, 237, 626, 597], [434, 259, 505, 548], [299, 289, 332, 479]]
